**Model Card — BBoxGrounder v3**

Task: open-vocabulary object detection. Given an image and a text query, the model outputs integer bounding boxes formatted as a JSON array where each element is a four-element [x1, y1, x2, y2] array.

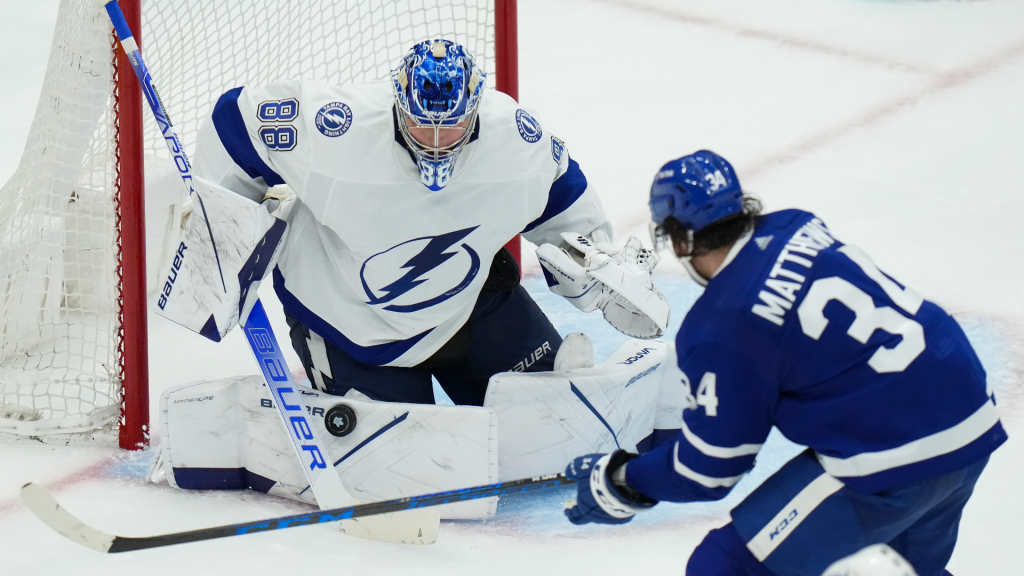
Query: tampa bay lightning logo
[[360, 227, 481, 313], [515, 109, 542, 143], [315, 102, 353, 137]]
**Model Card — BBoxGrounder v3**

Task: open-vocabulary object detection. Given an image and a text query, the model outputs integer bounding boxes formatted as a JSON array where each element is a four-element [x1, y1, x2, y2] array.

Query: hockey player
[[191, 39, 666, 406], [562, 150, 1006, 576]]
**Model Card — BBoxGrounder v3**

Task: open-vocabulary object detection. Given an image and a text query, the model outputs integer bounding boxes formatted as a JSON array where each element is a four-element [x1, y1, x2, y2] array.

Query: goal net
[[0, 0, 512, 447]]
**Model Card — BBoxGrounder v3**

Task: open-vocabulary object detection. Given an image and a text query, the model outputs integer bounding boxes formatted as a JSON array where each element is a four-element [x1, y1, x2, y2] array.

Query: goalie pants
[[685, 449, 987, 576], [285, 285, 561, 406]]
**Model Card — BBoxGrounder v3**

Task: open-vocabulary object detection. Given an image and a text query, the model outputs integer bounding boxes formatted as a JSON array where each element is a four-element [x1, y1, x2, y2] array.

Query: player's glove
[[564, 451, 658, 526], [536, 233, 670, 339]]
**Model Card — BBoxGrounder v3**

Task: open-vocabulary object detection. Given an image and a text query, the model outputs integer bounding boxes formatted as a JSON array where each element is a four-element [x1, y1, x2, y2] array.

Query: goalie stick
[[20, 474, 574, 553], [99, 0, 438, 543]]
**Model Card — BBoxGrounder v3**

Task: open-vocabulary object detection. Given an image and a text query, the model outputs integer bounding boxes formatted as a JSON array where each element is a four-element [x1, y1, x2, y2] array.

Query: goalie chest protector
[[196, 80, 563, 367]]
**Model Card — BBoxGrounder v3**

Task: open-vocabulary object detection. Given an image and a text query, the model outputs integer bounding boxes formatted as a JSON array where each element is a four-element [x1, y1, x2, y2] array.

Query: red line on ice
[[0, 453, 119, 518], [743, 38, 1024, 180], [587, 0, 938, 76], [611, 35, 1024, 233]]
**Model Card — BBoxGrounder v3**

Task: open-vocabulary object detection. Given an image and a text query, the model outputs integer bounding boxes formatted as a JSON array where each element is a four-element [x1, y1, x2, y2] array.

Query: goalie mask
[[392, 39, 486, 191]]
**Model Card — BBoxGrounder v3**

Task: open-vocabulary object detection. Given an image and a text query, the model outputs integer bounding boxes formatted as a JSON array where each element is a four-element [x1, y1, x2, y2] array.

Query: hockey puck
[[325, 404, 357, 437]]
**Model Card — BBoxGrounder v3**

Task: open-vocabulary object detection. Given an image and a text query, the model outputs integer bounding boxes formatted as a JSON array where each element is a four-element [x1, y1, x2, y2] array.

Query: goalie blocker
[[151, 338, 688, 513], [154, 175, 288, 340]]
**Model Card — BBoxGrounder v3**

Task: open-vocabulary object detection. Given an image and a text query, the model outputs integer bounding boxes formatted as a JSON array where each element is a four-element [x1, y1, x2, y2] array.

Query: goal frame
[[114, 0, 519, 450]]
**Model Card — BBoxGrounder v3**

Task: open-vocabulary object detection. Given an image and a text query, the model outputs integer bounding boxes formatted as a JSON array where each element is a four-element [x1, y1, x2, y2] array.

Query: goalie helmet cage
[[0, 0, 518, 450]]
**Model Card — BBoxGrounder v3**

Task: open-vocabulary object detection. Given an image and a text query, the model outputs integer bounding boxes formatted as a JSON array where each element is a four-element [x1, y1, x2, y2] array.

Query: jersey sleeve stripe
[[521, 157, 587, 233], [744, 472, 845, 562], [673, 442, 746, 488], [212, 87, 285, 187], [681, 419, 763, 459], [816, 398, 1000, 478]]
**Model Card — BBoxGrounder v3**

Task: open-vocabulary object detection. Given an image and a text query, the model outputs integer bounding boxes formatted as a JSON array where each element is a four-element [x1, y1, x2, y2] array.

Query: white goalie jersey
[[194, 80, 610, 367]]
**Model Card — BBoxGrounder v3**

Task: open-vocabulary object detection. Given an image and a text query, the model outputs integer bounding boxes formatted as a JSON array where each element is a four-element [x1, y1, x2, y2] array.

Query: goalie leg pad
[[154, 376, 498, 519], [635, 341, 689, 453], [484, 339, 673, 480]]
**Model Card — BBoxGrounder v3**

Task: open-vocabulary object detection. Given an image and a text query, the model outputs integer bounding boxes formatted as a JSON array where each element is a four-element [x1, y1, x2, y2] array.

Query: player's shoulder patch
[[550, 135, 565, 163], [315, 102, 354, 137], [515, 109, 542, 143]]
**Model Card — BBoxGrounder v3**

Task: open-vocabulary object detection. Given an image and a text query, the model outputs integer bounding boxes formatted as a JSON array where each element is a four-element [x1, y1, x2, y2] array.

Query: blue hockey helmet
[[649, 150, 743, 239], [392, 39, 486, 191]]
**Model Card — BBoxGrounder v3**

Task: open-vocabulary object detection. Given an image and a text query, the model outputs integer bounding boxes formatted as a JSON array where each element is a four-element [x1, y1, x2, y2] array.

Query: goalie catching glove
[[537, 232, 670, 338]]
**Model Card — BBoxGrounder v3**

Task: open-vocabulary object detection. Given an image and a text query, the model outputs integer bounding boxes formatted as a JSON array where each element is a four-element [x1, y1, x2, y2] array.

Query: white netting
[[0, 0, 120, 438], [0, 0, 497, 438], [142, 0, 496, 160]]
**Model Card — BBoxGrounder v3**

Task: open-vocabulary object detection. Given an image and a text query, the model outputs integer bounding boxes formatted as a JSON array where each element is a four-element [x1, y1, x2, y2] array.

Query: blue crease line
[[570, 382, 620, 449]]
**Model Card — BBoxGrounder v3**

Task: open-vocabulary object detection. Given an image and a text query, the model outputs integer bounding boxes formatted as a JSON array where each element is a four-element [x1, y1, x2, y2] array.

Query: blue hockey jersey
[[627, 210, 1006, 499]]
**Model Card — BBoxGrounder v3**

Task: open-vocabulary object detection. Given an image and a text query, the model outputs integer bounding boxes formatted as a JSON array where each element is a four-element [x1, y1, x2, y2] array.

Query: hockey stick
[[99, 0, 438, 543], [20, 474, 575, 553]]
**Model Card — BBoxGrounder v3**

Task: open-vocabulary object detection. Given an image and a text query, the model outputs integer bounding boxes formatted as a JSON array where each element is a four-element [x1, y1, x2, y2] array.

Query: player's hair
[[663, 196, 763, 257]]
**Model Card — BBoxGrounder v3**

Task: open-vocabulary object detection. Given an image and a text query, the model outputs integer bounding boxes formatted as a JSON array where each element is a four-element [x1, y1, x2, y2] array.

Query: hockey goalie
[[150, 38, 684, 529]]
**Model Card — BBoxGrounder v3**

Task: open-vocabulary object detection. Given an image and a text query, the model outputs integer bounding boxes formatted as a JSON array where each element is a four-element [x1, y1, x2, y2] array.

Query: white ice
[[1, 0, 1023, 574]]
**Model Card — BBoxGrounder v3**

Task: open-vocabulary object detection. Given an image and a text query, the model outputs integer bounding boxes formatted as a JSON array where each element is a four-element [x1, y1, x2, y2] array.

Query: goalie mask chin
[[392, 39, 486, 191]]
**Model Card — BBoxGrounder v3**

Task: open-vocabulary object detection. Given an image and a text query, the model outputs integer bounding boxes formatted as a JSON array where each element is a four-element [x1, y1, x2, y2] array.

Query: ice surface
[[2, 0, 1023, 573]]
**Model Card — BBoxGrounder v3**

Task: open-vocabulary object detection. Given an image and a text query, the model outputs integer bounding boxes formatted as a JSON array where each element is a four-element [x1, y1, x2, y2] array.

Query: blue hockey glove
[[564, 451, 658, 525]]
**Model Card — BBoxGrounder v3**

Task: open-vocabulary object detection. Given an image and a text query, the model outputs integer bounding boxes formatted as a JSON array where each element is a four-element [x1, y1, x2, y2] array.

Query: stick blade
[[21, 483, 116, 553], [341, 510, 440, 545]]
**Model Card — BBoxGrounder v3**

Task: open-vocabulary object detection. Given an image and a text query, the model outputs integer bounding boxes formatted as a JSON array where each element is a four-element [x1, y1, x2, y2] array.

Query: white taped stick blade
[[21, 483, 115, 553], [341, 510, 440, 545]]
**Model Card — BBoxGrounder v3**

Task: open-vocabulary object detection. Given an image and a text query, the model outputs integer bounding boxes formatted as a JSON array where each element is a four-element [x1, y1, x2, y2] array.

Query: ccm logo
[[157, 242, 188, 310], [769, 509, 799, 541]]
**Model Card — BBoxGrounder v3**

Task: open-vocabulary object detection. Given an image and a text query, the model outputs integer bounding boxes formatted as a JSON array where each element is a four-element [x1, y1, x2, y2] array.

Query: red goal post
[[0, 0, 518, 450]]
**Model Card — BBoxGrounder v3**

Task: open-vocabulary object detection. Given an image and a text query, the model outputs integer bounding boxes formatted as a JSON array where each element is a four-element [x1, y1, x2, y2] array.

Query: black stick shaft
[[108, 473, 575, 552]]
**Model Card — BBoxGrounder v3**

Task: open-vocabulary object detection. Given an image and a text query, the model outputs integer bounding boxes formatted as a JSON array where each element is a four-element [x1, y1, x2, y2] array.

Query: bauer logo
[[551, 136, 565, 163], [516, 109, 542, 143], [512, 341, 553, 372], [315, 102, 353, 137], [157, 242, 188, 310], [360, 227, 481, 313]]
